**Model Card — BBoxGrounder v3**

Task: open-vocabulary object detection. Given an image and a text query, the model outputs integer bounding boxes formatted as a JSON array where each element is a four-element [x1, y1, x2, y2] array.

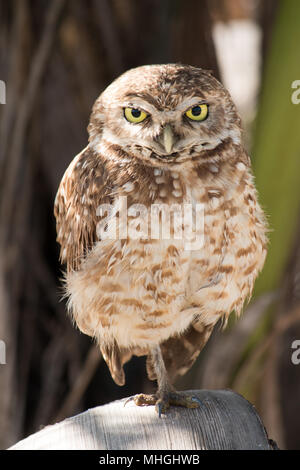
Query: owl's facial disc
[[120, 98, 218, 162], [90, 65, 242, 167]]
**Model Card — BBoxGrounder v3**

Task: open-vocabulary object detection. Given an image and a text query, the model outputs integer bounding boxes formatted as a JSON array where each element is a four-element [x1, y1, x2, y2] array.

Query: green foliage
[[252, 0, 300, 296]]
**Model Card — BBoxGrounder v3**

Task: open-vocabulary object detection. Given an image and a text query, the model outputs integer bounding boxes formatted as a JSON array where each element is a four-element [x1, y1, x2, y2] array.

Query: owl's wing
[[54, 146, 109, 271], [146, 322, 214, 384], [55, 146, 148, 384]]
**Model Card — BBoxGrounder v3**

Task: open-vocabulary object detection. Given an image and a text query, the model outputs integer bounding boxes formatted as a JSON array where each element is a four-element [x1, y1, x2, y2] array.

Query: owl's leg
[[128, 345, 201, 416]]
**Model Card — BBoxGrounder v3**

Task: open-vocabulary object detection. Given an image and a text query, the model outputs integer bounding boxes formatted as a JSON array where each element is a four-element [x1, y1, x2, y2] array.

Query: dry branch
[[0, 0, 65, 244]]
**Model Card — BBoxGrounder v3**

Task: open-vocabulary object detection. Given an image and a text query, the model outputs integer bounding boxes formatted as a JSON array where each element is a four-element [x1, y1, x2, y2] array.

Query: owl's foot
[[125, 345, 202, 416], [125, 391, 201, 417], [155, 391, 201, 417]]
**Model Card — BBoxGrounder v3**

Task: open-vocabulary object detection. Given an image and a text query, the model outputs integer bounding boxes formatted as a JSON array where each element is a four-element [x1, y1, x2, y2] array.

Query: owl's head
[[88, 64, 242, 168]]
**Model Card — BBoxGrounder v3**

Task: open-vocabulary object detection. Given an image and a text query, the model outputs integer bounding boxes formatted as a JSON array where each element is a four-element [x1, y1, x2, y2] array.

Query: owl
[[54, 64, 268, 415]]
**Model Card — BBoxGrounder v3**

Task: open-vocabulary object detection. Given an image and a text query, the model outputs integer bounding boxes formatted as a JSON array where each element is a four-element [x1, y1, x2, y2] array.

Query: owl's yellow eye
[[124, 107, 148, 123], [185, 104, 208, 121]]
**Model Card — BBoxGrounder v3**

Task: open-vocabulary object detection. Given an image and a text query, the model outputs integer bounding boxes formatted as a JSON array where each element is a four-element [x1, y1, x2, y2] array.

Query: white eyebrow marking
[[175, 96, 207, 112], [121, 97, 158, 115]]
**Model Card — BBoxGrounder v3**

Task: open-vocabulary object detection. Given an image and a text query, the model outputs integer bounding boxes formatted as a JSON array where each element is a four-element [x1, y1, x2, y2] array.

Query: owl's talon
[[191, 396, 202, 406], [155, 398, 170, 417], [156, 401, 163, 418], [123, 396, 135, 407], [155, 400, 169, 418]]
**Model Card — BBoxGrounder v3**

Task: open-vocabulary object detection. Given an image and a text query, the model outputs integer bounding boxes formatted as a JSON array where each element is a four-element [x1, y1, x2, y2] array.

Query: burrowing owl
[[54, 64, 267, 415]]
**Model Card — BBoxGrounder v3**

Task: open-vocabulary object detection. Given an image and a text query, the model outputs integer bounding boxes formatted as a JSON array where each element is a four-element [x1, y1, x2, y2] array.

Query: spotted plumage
[[54, 64, 268, 413]]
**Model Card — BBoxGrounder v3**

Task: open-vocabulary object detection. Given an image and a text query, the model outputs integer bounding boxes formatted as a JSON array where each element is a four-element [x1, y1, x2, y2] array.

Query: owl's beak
[[162, 124, 174, 154]]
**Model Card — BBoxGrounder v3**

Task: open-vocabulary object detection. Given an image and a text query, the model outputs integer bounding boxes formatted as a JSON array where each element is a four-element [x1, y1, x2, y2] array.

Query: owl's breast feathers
[[54, 142, 268, 384]]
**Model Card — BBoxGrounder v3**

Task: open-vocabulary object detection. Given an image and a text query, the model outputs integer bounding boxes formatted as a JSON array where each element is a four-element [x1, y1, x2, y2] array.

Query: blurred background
[[0, 0, 300, 450]]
